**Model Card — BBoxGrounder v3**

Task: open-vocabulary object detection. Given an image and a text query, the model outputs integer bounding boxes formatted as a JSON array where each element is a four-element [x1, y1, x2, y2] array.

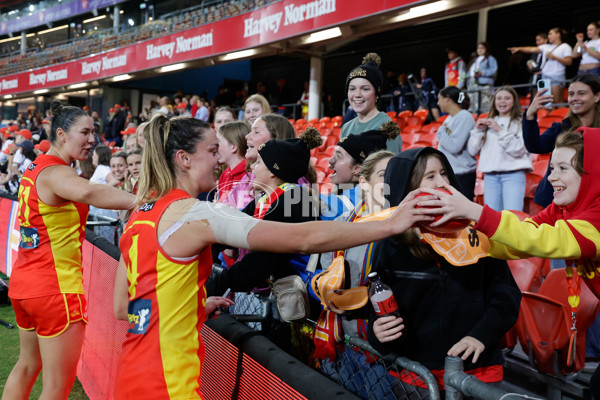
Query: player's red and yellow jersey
[[9, 154, 89, 299], [115, 189, 212, 399]]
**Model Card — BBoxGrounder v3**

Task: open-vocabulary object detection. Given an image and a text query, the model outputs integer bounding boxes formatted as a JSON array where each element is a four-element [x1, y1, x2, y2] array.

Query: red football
[[415, 189, 470, 234]]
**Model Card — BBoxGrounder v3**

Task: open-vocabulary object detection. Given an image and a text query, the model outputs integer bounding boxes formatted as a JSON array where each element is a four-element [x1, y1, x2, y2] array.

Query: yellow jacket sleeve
[[475, 206, 600, 261]]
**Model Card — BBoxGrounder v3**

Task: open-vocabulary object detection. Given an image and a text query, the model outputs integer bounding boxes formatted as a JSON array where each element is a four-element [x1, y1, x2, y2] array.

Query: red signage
[[0, 0, 413, 96]]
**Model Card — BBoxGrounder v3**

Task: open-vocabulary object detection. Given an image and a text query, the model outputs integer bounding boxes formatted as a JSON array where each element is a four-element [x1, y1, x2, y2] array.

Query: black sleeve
[[522, 114, 569, 154], [466, 257, 522, 349], [208, 250, 295, 295]]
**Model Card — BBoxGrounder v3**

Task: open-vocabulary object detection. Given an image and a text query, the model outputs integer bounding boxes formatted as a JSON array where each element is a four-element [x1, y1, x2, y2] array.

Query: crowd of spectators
[[0, 0, 278, 76], [2, 15, 600, 399]]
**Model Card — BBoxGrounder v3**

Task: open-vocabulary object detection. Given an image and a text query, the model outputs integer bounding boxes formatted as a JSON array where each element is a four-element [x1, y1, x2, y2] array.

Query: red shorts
[[12, 293, 88, 338]]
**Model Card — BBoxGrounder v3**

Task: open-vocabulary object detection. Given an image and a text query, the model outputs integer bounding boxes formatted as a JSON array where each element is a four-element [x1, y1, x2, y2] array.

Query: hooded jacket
[[367, 147, 521, 380], [475, 128, 600, 298]]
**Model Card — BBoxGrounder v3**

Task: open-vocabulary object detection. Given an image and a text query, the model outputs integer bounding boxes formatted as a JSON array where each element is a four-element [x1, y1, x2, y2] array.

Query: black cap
[[345, 53, 384, 96], [17, 140, 34, 153], [258, 127, 323, 183], [338, 121, 400, 163]]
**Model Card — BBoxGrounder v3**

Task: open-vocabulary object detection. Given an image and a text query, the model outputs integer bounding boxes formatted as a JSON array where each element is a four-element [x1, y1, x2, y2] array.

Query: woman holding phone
[[523, 73, 600, 208]]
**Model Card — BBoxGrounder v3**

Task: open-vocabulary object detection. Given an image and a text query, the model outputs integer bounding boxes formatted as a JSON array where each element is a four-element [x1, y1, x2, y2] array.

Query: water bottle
[[368, 272, 400, 318]]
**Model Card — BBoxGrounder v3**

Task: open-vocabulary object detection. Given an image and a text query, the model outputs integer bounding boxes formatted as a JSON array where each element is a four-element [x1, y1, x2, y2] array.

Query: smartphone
[[537, 79, 552, 107]]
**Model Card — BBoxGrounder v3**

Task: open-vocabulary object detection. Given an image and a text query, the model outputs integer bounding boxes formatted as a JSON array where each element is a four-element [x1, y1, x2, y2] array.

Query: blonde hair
[[137, 114, 212, 205], [218, 121, 250, 156], [359, 150, 394, 181], [243, 94, 271, 123]]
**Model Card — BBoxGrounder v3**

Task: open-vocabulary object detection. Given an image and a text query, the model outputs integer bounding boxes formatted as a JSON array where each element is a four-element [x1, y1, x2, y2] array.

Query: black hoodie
[[367, 147, 521, 377]]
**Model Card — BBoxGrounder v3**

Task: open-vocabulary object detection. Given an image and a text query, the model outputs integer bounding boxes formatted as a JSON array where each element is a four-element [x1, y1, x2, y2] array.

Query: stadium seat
[[414, 109, 429, 120], [501, 254, 543, 351], [316, 157, 331, 172], [515, 269, 600, 377], [532, 160, 549, 178], [331, 116, 343, 124], [325, 135, 338, 148], [507, 258, 543, 293], [477, 113, 488, 119], [319, 128, 332, 137], [397, 110, 412, 126], [549, 108, 569, 119], [538, 115, 563, 131], [438, 114, 449, 123], [403, 125, 423, 134], [319, 117, 331, 124], [405, 116, 424, 127], [418, 123, 441, 135], [386, 111, 397, 119]]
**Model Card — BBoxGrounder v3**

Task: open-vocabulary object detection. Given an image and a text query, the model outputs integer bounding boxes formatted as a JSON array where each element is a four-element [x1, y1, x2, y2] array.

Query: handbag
[[272, 253, 318, 322]]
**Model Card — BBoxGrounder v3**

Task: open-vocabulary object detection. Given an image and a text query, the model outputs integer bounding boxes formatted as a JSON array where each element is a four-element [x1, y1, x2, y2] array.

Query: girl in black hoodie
[[367, 147, 521, 394]]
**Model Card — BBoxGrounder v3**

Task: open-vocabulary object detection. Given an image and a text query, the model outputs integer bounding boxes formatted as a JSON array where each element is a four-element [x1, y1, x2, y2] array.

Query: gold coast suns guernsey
[[9, 154, 89, 299], [115, 189, 212, 399]]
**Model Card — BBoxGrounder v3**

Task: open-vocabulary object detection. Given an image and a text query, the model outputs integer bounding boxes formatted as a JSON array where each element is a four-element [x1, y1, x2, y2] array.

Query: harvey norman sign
[[0, 0, 411, 96], [243, 0, 336, 37]]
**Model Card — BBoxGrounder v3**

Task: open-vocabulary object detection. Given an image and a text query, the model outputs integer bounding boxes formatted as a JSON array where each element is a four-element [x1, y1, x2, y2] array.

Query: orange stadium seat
[[386, 111, 397, 119], [397, 110, 412, 126], [538, 115, 564, 131], [515, 269, 600, 377], [405, 116, 423, 127], [319, 117, 331, 124], [549, 108, 569, 119], [414, 109, 429, 120], [403, 125, 423, 134], [418, 123, 441, 135], [531, 160, 549, 178], [325, 135, 338, 148], [316, 157, 331, 173]]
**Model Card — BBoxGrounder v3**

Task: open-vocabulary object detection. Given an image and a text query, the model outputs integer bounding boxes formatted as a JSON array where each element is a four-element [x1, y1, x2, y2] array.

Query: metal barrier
[[87, 210, 124, 247], [222, 283, 541, 400]]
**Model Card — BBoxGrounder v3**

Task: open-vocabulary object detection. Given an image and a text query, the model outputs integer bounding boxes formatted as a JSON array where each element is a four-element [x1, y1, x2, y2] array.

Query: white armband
[[178, 202, 260, 249]]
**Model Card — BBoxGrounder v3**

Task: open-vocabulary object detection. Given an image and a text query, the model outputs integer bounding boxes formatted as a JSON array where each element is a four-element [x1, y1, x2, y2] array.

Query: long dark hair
[[94, 145, 112, 166]]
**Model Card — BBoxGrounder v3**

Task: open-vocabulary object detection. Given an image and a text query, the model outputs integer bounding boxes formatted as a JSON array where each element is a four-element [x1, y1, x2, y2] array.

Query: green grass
[[0, 304, 89, 399]]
